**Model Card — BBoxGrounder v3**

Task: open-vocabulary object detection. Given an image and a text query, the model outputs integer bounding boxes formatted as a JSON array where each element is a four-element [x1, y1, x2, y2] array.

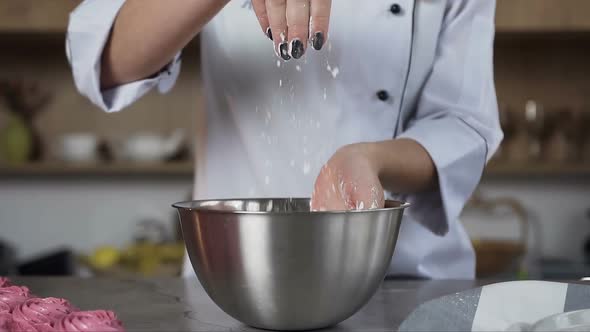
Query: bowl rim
[[172, 198, 410, 215]]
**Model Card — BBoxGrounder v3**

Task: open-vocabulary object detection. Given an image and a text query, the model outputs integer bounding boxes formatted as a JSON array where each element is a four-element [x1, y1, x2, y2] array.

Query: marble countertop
[[11, 278, 497, 331]]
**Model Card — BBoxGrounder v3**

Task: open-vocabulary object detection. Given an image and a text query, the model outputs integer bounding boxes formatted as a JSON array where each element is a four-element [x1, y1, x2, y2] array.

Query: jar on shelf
[[542, 108, 578, 163], [504, 100, 543, 163], [492, 103, 516, 162], [580, 111, 590, 163], [524, 100, 546, 162]]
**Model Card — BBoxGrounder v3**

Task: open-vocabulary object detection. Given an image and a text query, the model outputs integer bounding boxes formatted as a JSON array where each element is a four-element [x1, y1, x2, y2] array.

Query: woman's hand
[[252, 0, 332, 60], [311, 139, 437, 211], [311, 144, 385, 211]]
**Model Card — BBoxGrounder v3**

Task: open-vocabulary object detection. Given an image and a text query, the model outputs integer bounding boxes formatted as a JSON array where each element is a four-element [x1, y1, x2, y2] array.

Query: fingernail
[[290, 38, 305, 59], [311, 32, 325, 50], [266, 27, 273, 41], [279, 42, 291, 61]]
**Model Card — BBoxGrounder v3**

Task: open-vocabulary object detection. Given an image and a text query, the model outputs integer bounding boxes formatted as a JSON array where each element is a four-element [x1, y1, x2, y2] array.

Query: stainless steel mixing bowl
[[173, 198, 409, 331]]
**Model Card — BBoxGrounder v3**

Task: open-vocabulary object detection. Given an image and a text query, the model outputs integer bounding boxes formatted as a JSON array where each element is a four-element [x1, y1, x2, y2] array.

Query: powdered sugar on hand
[[357, 201, 365, 210]]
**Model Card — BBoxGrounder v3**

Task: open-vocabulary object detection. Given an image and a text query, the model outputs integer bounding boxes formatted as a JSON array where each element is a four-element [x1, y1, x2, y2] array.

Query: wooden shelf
[[0, 0, 589, 35], [496, 0, 590, 34], [3, 161, 590, 178], [0, 162, 194, 177], [0, 0, 77, 34], [485, 162, 590, 177]]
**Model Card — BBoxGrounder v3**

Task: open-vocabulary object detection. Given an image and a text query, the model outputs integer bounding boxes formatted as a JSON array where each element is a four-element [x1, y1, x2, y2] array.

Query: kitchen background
[[1, 0, 590, 279]]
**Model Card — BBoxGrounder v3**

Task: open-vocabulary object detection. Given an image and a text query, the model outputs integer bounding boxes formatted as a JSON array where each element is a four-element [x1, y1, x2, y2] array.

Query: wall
[[2, 175, 589, 262], [463, 178, 590, 261], [495, 36, 590, 110], [0, 176, 192, 261], [0, 35, 204, 152], [0, 35, 204, 261]]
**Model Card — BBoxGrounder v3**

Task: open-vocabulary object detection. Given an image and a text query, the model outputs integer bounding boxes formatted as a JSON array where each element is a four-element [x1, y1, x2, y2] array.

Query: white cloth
[[67, 0, 503, 279], [399, 281, 590, 331]]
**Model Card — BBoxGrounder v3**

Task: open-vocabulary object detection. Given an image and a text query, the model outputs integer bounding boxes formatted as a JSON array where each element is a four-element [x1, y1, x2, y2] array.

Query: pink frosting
[[11, 297, 75, 331], [0, 313, 11, 332], [53, 311, 124, 332], [0, 286, 31, 309], [9, 318, 54, 332], [0, 302, 9, 314], [0, 278, 11, 288]]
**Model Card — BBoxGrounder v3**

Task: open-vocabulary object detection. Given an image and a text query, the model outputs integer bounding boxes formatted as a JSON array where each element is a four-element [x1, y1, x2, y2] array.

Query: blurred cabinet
[[0, 0, 78, 33], [1, 0, 589, 34], [496, 0, 590, 33]]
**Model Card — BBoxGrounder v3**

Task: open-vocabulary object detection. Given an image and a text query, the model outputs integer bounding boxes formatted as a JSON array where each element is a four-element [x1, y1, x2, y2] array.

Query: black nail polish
[[266, 27, 273, 41], [311, 32, 325, 51], [290, 39, 305, 59], [279, 43, 291, 61]]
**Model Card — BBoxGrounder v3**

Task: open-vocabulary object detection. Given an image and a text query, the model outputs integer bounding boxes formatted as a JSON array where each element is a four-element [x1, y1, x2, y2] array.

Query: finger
[[310, 0, 331, 51], [286, 0, 310, 59], [266, 0, 290, 60], [311, 183, 348, 212], [310, 166, 347, 211], [252, 0, 273, 40]]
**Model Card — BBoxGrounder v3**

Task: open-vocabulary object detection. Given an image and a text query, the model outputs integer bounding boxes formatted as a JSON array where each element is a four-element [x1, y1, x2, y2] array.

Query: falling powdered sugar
[[303, 161, 311, 175], [329, 66, 340, 78]]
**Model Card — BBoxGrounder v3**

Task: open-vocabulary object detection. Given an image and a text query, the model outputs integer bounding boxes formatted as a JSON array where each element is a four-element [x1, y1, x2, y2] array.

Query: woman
[[67, 0, 502, 279]]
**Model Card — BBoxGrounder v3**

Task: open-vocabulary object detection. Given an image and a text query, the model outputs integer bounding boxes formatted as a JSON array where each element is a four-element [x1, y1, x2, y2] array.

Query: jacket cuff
[[397, 116, 488, 235]]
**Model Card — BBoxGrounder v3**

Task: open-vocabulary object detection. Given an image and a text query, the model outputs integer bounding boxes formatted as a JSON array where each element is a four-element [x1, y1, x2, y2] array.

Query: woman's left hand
[[311, 144, 385, 211], [251, 0, 332, 60]]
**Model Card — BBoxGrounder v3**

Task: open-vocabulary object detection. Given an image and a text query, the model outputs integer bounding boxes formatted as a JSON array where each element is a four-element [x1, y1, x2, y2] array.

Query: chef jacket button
[[390, 3, 402, 15], [376, 90, 390, 101]]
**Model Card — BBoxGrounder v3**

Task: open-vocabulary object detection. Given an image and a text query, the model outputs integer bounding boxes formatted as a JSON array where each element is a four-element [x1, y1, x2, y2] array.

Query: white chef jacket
[[67, 0, 503, 279]]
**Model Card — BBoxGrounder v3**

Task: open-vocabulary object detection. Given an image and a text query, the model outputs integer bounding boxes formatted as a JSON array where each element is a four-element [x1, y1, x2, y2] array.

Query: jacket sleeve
[[66, 0, 181, 113], [397, 0, 503, 235]]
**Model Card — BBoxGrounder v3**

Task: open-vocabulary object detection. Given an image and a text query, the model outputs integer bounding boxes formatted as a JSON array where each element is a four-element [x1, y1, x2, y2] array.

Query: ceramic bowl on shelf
[[113, 130, 185, 163], [56, 133, 98, 163]]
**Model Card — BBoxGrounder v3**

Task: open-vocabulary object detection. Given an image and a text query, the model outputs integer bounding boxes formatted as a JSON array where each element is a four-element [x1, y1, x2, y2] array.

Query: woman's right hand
[[251, 0, 332, 60]]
